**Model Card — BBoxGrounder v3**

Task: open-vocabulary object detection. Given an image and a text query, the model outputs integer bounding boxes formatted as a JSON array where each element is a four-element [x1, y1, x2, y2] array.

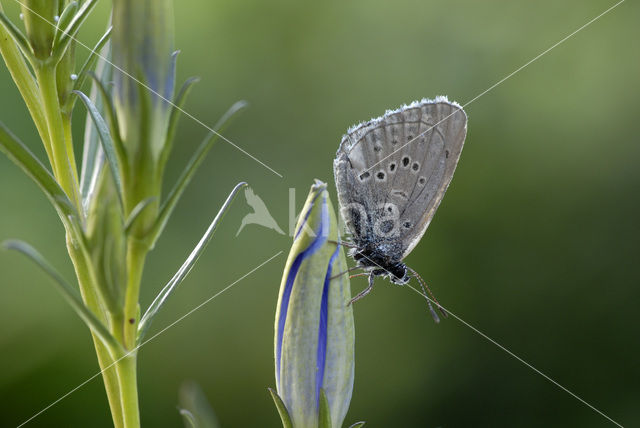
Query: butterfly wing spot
[[403, 221, 411, 228], [412, 162, 420, 172], [402, 156, 410, 167], [389, 162, 396, 172], [418, 177, 426, 185], [376, 171, 385, 180], [359, 171, 370, 181], [407, 135, 413, 141], [380, 220, 394, 234], [445, 150, 450, 159], [374, 145, 382, 152]]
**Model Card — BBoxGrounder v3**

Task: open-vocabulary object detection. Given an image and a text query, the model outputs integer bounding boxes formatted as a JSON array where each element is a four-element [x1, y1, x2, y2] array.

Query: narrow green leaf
[[268, 388, 293, 428], [179, 409, 197, 428], [74, 90, 124, 207], [70, 26, 111, 107], [164, 49, 179, 112], [79, 38, 111, 209], [318, 388, 332, 428], [178, 381, 220, 428], [149, 100, 248, 247], [0, 122, 76, 220], [348, 422, 366, 428], [137, 182, 247, 342], [158, 76, 200, 171], [2, 240, 124, 355], [211, 100, 249, 136], [124, 197, 157, 234], [0, 10, 35, 63], [0, 9, 49, 163], [54, 0, 98, 59], [53, 1, 78, 47], [79, 120, 104, 212], [83, 71, 124, 155]]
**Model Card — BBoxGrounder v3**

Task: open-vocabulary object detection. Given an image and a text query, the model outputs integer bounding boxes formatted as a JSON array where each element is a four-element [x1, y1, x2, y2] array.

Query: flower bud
[[111, 0, 175, 160], [274, 180, 355, 428], [21, 0, 58, 59]]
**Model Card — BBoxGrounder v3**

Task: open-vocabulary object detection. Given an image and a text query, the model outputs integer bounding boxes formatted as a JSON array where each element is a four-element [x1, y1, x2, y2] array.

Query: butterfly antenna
[[407, 267, 447, 323]]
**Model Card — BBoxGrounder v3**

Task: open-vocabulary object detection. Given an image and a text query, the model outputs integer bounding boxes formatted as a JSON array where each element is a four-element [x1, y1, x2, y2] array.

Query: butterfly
[[333, 97, 467, 321]]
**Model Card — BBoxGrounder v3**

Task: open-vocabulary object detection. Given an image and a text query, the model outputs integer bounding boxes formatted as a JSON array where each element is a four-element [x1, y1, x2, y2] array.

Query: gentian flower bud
[[111, 0, 175, 160], [21, 0, 58, 59], [274, 180, 355, 428], [110, 0, 178, 240]]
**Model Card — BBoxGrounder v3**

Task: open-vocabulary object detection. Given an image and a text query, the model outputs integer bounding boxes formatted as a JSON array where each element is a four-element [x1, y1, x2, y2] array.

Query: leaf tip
[[233, 99, 250, 110], [185, 76, 201, 85], [1, 239, 18, 251]]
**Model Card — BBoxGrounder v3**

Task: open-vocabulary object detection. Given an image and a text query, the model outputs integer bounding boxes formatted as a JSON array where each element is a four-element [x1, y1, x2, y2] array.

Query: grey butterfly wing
[[334, 97, 467, 259]]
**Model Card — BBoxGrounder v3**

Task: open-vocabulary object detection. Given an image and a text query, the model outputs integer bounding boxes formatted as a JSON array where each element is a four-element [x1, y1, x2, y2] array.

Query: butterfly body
[[333, 97, 467, 311], [351, 244, 409, 285]]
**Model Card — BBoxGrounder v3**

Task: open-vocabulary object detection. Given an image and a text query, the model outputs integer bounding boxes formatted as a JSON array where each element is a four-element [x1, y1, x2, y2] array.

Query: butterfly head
[[387, 263, 410, 285]]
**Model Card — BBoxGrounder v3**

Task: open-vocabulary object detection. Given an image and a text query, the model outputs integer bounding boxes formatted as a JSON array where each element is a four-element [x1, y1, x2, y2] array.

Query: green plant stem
[[66, 222, 120, 313], [66, 236, 106, 330], [35, 64, 80, 210], [115, 353, 140, 428], [67, 239, 129, 427], [0, 18, 53, 165], [123, 238, 148, 348], [94, 337, 125, 428], [109, 305, 139, 428], [2, 8, 141, 427], [62, 113, 79, 184]]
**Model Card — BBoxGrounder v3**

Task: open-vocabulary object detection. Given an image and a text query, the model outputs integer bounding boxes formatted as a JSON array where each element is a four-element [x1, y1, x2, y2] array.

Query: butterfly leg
[[330, 265, 361, 280], [349, 272, 368, 279], [348, 272, 375, 305]]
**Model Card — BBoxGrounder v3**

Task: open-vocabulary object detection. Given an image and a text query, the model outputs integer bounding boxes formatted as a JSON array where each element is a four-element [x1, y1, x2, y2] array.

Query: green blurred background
[[1, 0, 638, 426]]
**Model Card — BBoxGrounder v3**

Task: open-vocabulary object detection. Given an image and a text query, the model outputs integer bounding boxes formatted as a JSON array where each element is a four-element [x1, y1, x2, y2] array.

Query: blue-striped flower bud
[[112, 0, 175, 160], [274, 180, 355, 428]]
